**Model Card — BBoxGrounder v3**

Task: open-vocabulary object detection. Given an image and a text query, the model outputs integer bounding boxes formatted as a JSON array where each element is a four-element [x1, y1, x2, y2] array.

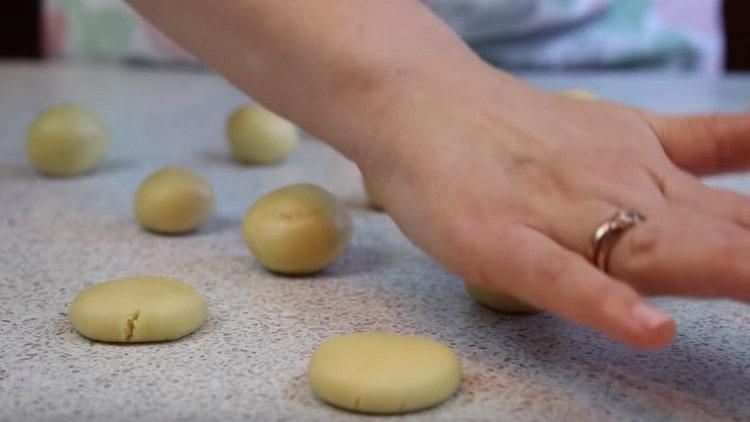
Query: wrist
[[346, 62, 523, 179]]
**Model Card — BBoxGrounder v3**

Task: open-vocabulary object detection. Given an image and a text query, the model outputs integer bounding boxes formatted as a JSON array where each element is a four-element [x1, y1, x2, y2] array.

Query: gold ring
[[589, 210, 645, 272]]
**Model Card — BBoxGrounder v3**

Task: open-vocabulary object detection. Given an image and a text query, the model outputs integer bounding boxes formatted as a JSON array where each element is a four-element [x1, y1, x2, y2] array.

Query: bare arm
[[127, 0, 499, 162]]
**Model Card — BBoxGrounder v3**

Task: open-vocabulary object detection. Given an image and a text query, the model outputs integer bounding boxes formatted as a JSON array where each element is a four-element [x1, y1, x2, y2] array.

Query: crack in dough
[[124, 310, 140, 342], [68, 276, 206, 343]]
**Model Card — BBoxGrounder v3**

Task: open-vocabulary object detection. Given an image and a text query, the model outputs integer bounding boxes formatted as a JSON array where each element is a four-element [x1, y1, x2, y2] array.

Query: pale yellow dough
[[242, 183, 352, 275], [226, 105, 299, 164], [308, 332, 461, 414], [134, 166, 214, 234], [26, 104, 109, 176], [68, 276, 207, 343], [465, 283, 538, 314], [559, 89, 599, 101]]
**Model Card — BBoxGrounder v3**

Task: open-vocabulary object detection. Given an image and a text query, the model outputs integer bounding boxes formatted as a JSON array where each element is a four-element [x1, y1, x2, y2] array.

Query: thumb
[[643, 111, 750, 175]]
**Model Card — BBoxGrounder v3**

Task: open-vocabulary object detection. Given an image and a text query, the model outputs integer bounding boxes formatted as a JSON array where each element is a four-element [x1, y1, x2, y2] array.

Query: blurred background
[[0, 0, 748, 72]]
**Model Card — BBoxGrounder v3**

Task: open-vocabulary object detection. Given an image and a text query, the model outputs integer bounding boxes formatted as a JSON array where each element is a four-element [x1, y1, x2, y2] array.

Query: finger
[[663, 170, 750, 229], [470, 225, 675, 349], [608, 204, 750, 301], [643, 111, 750, 175]]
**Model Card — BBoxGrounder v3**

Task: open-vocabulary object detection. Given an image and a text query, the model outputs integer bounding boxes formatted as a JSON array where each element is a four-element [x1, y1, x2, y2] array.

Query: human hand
[[361, 74, 750, 349], [127, 0, 750, 349]]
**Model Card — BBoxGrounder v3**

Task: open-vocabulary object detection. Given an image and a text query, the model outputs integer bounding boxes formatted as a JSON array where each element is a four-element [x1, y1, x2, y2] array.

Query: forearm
[[126, 0, 500, 162]]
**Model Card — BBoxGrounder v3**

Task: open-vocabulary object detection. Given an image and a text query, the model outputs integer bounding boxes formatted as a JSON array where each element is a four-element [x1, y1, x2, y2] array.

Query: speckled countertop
[[2, 62, 750, 422]]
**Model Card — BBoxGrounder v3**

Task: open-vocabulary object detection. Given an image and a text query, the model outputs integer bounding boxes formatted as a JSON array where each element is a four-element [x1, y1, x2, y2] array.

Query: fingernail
[[631, 302, 672, 331]]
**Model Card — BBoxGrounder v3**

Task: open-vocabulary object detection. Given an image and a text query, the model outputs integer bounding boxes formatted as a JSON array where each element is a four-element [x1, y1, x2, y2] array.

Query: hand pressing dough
[[26, 104, 109, 176], [465, 283, 538, 314], [226, 105, 299, 164], [559, 89, 599, 101], [68, 276, 207, 343], [134, 166, 214, 234], [362, 178, 383, 211], [308, 332, 461, 414], [242, 184, 352, 275]]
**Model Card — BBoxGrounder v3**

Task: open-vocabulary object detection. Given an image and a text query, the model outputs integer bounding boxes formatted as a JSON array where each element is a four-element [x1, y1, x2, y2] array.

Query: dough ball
[[308, 332, 461, 414], [242, 183, 352, 275], [465, 283, 538, 314], [68, 275, 207, 343], [26, 104, 109, 176], [134, 166, 214, 234], [362, 178, 383, 211], [226, 105, 299, 164], [559, 89, 599, 101]]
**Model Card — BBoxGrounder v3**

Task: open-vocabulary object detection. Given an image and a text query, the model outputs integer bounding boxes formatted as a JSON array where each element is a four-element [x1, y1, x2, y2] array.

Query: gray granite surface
[[2, 62, 750, 421]]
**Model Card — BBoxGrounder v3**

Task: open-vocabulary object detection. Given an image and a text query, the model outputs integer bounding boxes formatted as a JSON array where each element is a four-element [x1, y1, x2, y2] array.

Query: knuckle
[[615, 223, 661, 275]]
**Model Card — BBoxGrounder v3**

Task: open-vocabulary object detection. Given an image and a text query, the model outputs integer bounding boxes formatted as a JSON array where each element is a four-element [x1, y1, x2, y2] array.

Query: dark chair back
[[0, 2, 40, 58], [724, 0, 750, 71]]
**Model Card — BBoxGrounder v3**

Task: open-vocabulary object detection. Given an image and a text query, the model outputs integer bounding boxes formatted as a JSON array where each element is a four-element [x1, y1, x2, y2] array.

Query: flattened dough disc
[[308, 332, 461, 414], [68, 275, 207, 343]]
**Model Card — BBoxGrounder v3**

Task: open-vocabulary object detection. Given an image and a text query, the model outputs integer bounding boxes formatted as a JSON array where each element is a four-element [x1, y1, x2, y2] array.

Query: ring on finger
[[589, 210, 645, 272]]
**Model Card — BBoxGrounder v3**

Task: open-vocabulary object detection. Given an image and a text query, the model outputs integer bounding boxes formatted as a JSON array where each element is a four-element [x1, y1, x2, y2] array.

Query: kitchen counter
[[2, 62, 750, 421]]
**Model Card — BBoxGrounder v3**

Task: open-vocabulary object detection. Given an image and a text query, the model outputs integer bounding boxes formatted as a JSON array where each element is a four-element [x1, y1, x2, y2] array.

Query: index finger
[[466, 225, 676, 349]]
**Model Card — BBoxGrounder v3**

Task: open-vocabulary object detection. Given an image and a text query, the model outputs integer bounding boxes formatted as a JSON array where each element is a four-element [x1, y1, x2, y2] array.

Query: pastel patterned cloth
[[43, 0, 724, 72], [44, 0, 194, 63], [426, 0, 724, 72]]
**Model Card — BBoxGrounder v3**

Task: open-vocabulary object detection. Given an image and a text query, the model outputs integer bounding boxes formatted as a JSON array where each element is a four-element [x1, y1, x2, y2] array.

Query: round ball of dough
[[308, 332, 461, 414], [134, 166, 214, 234], [559, 89, 599, 101], [465, 283, 538, 314], [226, 105, 299, 164], [242, 183, 352, 275], [68, 276, 207, 343], [363, 178, 383, 211], [26, 104, 109, 176]]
